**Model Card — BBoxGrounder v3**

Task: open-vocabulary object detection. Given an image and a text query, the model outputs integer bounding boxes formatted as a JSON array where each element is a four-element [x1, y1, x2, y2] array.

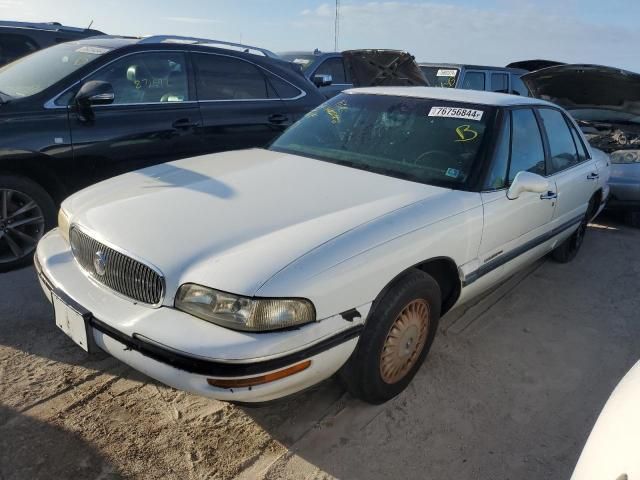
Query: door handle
[[268, 114, 289, 125], [587, 172, 599, 180], [172, 118, 199, 129], [540, 191, 557, 200]]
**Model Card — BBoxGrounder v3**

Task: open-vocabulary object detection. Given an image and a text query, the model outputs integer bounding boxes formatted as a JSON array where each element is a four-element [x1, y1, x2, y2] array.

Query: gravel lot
[[1, 216, 639, 480]]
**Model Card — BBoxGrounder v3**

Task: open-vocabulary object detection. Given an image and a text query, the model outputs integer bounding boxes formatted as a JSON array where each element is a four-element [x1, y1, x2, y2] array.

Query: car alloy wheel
[[379, 298, 429, 384], [0, 188, 45, 265]]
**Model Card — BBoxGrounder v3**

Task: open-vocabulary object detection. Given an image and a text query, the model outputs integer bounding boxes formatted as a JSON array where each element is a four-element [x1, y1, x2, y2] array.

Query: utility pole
[[334, 0, 340, 51]]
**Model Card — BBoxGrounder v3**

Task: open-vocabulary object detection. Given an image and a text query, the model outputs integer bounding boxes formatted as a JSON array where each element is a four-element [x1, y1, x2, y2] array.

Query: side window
[[508, 109, 546, 183], [567, 120, 590, 161], [193, 53, 269, 100], [265, 72, 302, 99], [510, 75, 530, 96], [88, 52, 189, 104], [538, 108, 580, 174], [485, 113, 510, 190], [0, 33, 39, 65], [315, 57, 347, 84], [490, 73, 508, 93], [461, 71, 485, 91]]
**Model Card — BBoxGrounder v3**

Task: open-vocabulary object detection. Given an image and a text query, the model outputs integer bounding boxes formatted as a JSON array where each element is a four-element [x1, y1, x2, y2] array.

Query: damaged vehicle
[[523, 64, 640, 226], [36, 88, 608, 404]]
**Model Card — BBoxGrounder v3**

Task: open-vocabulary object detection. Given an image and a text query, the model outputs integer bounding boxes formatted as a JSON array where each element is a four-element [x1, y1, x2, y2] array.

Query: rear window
[[271, 93, 496, 189], [461, 71, 486, 91], [420, 66, 459, 88]]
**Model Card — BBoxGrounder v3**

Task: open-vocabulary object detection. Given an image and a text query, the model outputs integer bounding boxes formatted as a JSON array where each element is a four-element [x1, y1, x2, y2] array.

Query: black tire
[[338, 270, 441, 404], [625, 211, 640, 229], [551, 198, 595, 264], [0, 174, 56, 272]]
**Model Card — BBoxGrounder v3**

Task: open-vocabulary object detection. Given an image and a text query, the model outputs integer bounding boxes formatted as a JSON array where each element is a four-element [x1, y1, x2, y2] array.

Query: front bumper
[[35, 229, 366, 402], [607, 165, 640, 211]]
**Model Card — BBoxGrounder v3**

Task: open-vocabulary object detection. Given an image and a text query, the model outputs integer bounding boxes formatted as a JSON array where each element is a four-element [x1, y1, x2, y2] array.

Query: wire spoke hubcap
[[380, 298, 429, 384], [0, 188, 44, 264]]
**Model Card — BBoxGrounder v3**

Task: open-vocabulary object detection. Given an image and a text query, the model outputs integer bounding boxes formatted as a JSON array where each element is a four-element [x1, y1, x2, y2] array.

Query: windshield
[[278, 54, 316, 71], [0, 42, 111, 98], [420, 66, 459, 88], [270, 93, 495, 189]]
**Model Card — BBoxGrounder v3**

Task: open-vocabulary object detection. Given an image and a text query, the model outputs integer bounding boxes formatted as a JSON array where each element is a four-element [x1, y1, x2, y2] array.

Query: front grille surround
[[69, 226, 165, 306]]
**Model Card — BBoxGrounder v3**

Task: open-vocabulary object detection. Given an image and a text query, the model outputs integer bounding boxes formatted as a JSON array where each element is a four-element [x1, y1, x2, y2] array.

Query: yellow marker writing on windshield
[[455, 125, 478, 142]]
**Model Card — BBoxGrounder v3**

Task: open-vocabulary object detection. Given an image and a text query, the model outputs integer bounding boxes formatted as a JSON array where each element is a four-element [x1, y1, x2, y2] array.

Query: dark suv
[[418, 63, 530, 96], [0, 35, 325, 271], [278, 50, 353, 98], [0, 21, 104, 66]]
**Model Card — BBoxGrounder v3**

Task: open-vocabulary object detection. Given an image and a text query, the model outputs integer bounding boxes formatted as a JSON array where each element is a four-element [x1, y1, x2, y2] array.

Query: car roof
[[346, 86, 556, 108], [418, 63, 527, 74], [0, 20, 103, 35]]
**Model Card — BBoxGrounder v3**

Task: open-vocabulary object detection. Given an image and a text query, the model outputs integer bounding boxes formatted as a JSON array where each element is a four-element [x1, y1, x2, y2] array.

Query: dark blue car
[[278, 50, 353, 98]]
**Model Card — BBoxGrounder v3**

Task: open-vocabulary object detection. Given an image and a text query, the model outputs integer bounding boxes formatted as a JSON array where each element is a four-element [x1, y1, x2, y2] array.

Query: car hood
[[65, 149, 447, 301], [522, 64, 640, 116]]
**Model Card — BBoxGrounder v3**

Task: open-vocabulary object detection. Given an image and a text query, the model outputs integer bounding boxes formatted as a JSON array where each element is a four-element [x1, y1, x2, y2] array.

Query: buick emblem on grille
[[93, 251, 107, 276]]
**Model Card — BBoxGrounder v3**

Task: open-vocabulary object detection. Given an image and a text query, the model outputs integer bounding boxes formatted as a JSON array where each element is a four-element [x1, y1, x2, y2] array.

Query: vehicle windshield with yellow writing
[[270, 92, 496, 189]]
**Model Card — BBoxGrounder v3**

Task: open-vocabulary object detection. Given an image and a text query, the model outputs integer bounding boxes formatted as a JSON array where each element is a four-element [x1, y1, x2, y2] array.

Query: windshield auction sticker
[[436, 69, 458, 77], [428, 106, 484, 121]]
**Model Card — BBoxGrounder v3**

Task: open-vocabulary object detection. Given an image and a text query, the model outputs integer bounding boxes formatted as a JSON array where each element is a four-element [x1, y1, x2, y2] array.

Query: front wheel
[[0, 175, 56, 272], [339, 270, 441, 404]]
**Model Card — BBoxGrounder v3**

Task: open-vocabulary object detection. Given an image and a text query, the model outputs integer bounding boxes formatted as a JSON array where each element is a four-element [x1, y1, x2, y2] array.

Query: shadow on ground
[[0, 405, 121, 480]]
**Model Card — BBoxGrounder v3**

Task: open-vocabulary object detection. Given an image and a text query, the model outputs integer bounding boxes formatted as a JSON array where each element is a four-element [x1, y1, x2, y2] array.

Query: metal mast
[[334, 0, 340, 51]]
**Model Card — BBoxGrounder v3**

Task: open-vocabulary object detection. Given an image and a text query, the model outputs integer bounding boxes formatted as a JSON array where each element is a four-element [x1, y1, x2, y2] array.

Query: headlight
[[58, 208, 71, 243], [610, 150, 640, 164], [174, 283, 315, 332]]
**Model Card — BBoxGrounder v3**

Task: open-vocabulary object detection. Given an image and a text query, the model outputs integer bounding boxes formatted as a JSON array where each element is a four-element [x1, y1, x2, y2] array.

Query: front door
[[479, 108, 556, 279], [69, 50, 202, 184]]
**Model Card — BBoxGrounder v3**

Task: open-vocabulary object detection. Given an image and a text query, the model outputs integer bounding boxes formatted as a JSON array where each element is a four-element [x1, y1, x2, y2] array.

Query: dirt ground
[[1, 216, 639, 480]]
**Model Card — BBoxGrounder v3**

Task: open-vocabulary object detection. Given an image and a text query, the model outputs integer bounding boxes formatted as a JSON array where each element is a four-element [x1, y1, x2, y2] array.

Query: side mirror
[[507, 171, 549, 200], [312, 74, 333, 87], [75, 80, 115, 107]]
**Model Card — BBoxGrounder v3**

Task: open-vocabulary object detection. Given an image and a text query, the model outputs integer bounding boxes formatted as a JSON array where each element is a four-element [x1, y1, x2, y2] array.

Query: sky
[[2, 0, 640, 71]]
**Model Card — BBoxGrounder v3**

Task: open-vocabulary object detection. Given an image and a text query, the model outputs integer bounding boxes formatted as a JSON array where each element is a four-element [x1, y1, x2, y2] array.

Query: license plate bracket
[[51, 290, 96, 354]]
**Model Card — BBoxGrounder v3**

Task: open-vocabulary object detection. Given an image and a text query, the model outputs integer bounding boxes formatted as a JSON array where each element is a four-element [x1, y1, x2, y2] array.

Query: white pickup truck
[[35, 87, 610, 404]]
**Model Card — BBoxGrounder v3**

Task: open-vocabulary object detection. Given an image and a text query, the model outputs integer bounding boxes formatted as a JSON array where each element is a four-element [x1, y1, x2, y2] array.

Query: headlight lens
[[610, 150, 640, 164], [174, 283, 315, 332], [58, 208, 71, 243]]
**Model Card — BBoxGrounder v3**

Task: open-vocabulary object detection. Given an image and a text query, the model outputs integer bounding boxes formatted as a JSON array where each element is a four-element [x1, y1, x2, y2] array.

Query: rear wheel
[[0, 175, 56, 272], [339, 270, 441, 404], [551, 198, 595, 264]]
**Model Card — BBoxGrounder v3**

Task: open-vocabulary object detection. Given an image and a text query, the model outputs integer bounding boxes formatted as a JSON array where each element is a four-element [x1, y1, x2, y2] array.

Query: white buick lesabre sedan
[[36, 88, 610, 404]]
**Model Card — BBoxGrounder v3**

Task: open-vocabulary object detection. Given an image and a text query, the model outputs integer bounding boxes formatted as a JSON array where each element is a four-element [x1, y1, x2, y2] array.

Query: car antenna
[[87, 20, 94, 29]]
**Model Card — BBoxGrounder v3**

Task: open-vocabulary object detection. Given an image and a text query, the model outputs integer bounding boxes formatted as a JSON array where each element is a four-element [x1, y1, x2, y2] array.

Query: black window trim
[[44, 48, 198, 109], [191, 51, 306, 103], [44, 48, 306, 109]]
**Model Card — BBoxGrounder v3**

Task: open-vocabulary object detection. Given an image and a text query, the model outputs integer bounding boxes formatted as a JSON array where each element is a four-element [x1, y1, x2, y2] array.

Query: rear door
[[69, 50, 203, 182], [479, 108, 556, 278], [536, 107, 598, 225], [192, 52, 291, 153]]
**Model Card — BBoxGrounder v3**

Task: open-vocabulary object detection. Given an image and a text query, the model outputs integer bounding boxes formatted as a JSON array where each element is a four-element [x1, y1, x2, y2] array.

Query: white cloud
[[293, 1, 640, 72]]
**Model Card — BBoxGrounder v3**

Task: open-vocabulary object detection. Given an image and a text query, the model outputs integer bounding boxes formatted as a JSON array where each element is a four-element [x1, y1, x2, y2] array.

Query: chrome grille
[[69, 227, 164, 305]]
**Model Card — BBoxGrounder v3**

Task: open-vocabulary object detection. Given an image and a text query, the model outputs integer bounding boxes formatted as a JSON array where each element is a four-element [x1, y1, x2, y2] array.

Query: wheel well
[[0, 157, 67, 204], [414, 258, 461, 315]]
